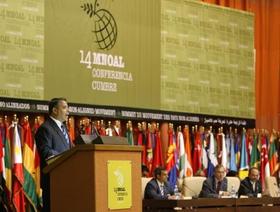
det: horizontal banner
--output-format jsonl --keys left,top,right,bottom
{"left": 0, "top": 97, "right": 255, "bottom": 128}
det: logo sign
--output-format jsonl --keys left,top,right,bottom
{"left": 107, "top": 160, "right": 132, "bottom": 210}
{"left": 81, "top": 0, "right": 118, "bottom": 50}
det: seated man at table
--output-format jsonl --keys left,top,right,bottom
{"left": 238, "top": 167, "right": 262, "bottom": 197}
{"left": 144, "top": 167, "right": 176, "bottom": 199}
{"left": 199, "top": 164, "right": 230, "bottom": 198}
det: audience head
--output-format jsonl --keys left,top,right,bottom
{"left": 214, "top": 165, "right": 225, "bottom": 182}
{"left": 248, "top": 167, "right": 259, "bottom": 182}
{"left": 142, "top": 165, "right": 150, "bottom": 177}
{"left": 154, "top": 167, "right": 168, "bottom": 183}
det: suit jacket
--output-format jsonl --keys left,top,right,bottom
{"left": 35, "top": 117, "right": 71, "bottom": 168}
{"left": 238, "top": 177, "right": 262, "bottom": 197}
{"left": 199, "top": 176, "right": 228, "bottom": 198}
{"left": 144, "top": 178, "right": 174, "bottom": 200}
{"left": 35, "top": 116, "right": 72, "bottom": 212}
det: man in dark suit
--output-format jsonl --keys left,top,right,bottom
{"left": 199, "top": 165, "right": 230, "bottom": 198}
{"left": 144, "top": 167, "right": 175, "bottom": 199}
{"left": 35, "top": 97, "right": 72, "bottom": 212}
{"left": 238, "top": 167, "right": 262, "bottom": 197}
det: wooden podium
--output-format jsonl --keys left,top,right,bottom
{"left": 44, "top": 144, "right": 142, "bottom": 212}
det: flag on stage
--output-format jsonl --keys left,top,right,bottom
{"left": 192, "top": 130, "right": 202, "bottom": 176}
{"left": 239, "top": 130, "right": 249, "bottom": 179}
{"left": 67, "top": 117, "right": 75, "bottom": 144}
{"left": 250, "top": 133, "right": 260, "bottom": 168}
{"left": 268, "top": 132, "right": 278, "bottom": 176}
{"left": 11, "top": 122, "right": 25, "bottom": 212}
{"left": 221, "top": 132, "right": 227, "bottom": 172}
{"left": 166, "top": 125, "right": 177, "bottom": 188}
{"left": 178, "top": 127, "right": 192, "bottom": 178}
{"left": 4, "top": 119, "right": 12, "bottom": 204}
{"left": 146, "top": 126, "right": 153, "bottom": 176}
{"left": 183, "top": 126, "right": 192, "bottom": 177}
{"left": 22, "top": 118, "right": 41, "bottom": 211}
{"left": 260, "top": 134, "right": 270, "bottom": 191}
{"left": 207, "top": 132, "right": 218, "bottom": 177}
{"left": 229, "top": 133, "right": 237, "bottom": 172}
{"left": 152, "top": 126, "right": 163, "bottom": 174}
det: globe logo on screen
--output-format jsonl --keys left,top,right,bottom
{"left": 81, "top": 0, "right": 118, "bottom": 50}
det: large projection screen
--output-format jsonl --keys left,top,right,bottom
{"left": 0, "top": 0, "right": 255, "bottom": 119}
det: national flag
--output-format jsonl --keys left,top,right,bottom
{"left": 151, "top": 127, "right": 163, "bottom": 174}
{"left": 260, "top": 134, "right": 270, "bottom": 191}
{"left": 178, "top": 128, "right": 192, "bottom": 178}
{"left": 225, "top": 133, "right": 231, "bottom": 170}
{"left": 67, "top": 117, "right": 75, "bottom": 143}
{"left": 145, "top": 126, "right": 153, "bottom": 176}
{"left": 183, "top": 126, "right": 192, "bottom": 177}
{"left": 11, "top": 122, "right": 25, "bottom": 212}
{"left": 125, "top": 125, "right": 134, "bottom": 146}
{"left": 216, "top": 131, "right": 222, "bottom": 164}
{"left": 193, "top": 131, "right": 202, "bottom": 175}
{"left": 268, "top": 133, "right": 278, "bottom": 176}
{"left": 229, "top": 133, "right": 237, "bottom": 172}
{"left": 137, "top": 123, "right": 147, "bottom": 165}
{"left": 201, "top": 131, "right": 208, "bottom": 175}
{"left": 239, "top": 130, "right": 249, "bottom": 179}
{"left": 166, "top": 125, "right": 177, "bottom": 188}
{"left": 207, "top": 132, "right": 218, "bottom": 177}
{"left": 221, "top": 132, "right": 227, "bottom": 172}
{"left": 250, "top": 133, "right": 260, "bottom": 168}
{"left": 0, "top": 125, "right": 4, "bottom": 174}
{"left": 192, "top": 131, "right": 202, "bottom": 175}
{"left": 234, "top": 130, "right": 241, "bottom": 168}
{"left": 4, "top": 118, "right": 12, "bottom": 204}
{"left": 22, "top": 118, "right": 41, "bottom": 211}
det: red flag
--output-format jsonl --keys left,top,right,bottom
{"left": 0, "top": 128, "right": 3, "bottom": 173}
{"left": 152, "top": 127, "right": 163, "bottom": 174}
{"left": 260, "top": 134, "right": 270, "bottom": 191}
{"left": 192, "top": 131, "right": 202, "bottom": 175}
{"left": 183, "top": 126, "right": 193, "bottom": 176}
{"left": 10, "top": 122, "right": 25, "bottom": 212}
{"left": 67, "top": 117, "right": 75, "bottom": 143}
{"left": 166, "top": 127, "right": 176, "bottom": 172}
{"left": 145, "top": 127, "right": 153, "bottom": 176}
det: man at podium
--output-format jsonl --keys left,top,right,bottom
{"left": 35, "top": 97, "right": 72, "bottom": 212}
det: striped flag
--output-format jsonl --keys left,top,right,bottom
{"left": 183, "top": 126, "right": 193, "bottom": 177}
{"left": 146, "top": 126, "right": 153, "bottom": 176}
{"left": 239, "top": 130, "right": 249, "bottom": 179}
{"left": 22, "top": 118, "right": 41, "bottom": 211}
{"left": 229, "top": 133, "right": 237, "bottom": 172}
{"left": 11, "top": 122, "right": 25, "bottom": 212}
{"left": 221, "top": 132, "right": 227, "bottom": 172}
{"left": 250, "top": 133, "right": 260, "bottom": 168}
{"left": 207, "top": 132, "right": 218, "bottom": 177}
{"left": 192, "top": 131, "right": 202, "bottom": 175}
{"left": 166, "top": 125, "right": 177, "bottom": 188}
{"left": 268, "top": 133, "right": 278, "bottom": 176}
{"left": 260, "top": 134, "right": 270, "bottom": 191}
{"left": 4, "top": 119, "right": 12, "bottom": 204}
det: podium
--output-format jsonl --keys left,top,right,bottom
{"left": 44, "top": 144, "right": 142, "bottom": 212}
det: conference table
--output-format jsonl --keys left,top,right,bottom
{"left": 143, "top": 197, "right": 280, "bottom": 212}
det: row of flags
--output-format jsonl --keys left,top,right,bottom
{"left": 73, "top": 118, "right": 280, "bottom": 192}
{"left": 0, "top": 115, "right": 41, "bottom": 212}
{"left": 137, "top": 124, "right": 280, "bottom": 191}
